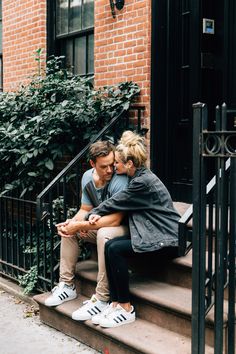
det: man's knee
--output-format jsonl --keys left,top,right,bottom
{"left": 97, "top": 228, "right": 111, "bottom": 245}
{"left": 61, "top": 235, "right": 78, "bottom": 247}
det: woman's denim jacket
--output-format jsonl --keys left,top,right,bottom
{"left": 89, "top": 167, "right": 180, "bottom": 253}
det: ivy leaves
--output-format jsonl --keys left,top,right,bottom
{"left": 0, "top": 55, "right": 140, "bottom": 198}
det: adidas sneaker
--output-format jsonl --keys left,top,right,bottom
{"left": 99, "top": 304, "right": 135, "bottom": 328}
{"left": 44, "top": 282, "right": 77, "bottom": 307}
{"left": 72, "top": 294, "right": 108, "bottom": 321}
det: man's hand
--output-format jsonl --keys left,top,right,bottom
{"left": 60, "top": 220, "right": 89, "bottom": 236}
{"left": 88, "top": 214, "right": 101, "bottom": 225}
{"left": 56, "top": 219, "right": 75, "bottom": 238}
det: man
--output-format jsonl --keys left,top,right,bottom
{"left": 45, "top": 140, "right": 128, "bottom": 323}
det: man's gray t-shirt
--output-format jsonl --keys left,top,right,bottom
{"left": 81, "top": 168, "right": 128, "bottom": 207}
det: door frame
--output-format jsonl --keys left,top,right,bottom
{"left": 150, "top": 0, "right": 201, "bottom": 201}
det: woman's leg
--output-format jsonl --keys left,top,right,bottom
{"left": 105, "top": 236, "right": 134, "bottom": 304}
{"left": 100, "top": 237, "right": 136, "bottom": 328}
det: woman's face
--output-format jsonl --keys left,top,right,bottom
{"left": 114, "top": 151, "right": 127, "bottom": 175}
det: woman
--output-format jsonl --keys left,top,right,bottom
{"left": 85, "top": 130, "right": 181, "bottom": 328}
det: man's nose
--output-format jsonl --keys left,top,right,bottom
{"left": 107, "top": 166, "right": 113, "bottom": 173}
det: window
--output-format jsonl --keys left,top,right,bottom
{"left": 0, "top": 1, "right": 2, "bottom": 90}
{"left": 55, "top": 0, "right": 94, "bottom": 76}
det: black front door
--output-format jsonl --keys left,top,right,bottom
{"left": 151, "top": 0, "right": 236, "bottom": 202}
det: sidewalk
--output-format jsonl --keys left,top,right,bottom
{"left": 0, "top": 277, "right": 99, "bottom": 354}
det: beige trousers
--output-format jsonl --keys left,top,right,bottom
{"left": 59, "top": 225, "right": 128, "bottom": 302}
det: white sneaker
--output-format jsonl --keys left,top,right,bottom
{"left": 72, "top": 294, "right": 108, "bottom": 321}
{"left": 44, "top": 282, "right": 77, "bottom": 307}
{"left": 99, "top": 304, "right": 136, "bottom": 328}
{"left": 92, "top": 303, "right": 116, "bottom": 325}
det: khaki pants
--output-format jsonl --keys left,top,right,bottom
{"left": 59, "top": 225, "right": 129, "bottom": 302}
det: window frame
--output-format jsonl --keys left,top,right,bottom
{"left": 50, "top": 0, "right": 94, "bottom": 77}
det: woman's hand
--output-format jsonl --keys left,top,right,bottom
{"left": 88, "top": 214, "right": 101, "bottom": 224}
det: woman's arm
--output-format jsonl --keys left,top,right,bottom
{"left": 60, "top": 212, "right": 125, "bottom": 236}
{"left": 88, "top": 178, "right": 150, "bottom": 217}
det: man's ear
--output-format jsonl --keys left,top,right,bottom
{"left": 90, "top": 159, "right": 95, "bottom": 168}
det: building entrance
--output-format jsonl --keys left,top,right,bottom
{"left": 151, "top": 0, "right": 236, "bottom": 202}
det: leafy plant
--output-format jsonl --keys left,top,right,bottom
{"left": 18, "top": 265, "right": 38, "bottom": 294}
{"left": 16, "top": 196, "right": 91, "bottom": 294}
{"left": 0, "top": 50, "right": 140, "bottom": 198}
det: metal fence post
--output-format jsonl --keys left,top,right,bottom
{"left": 228, "top": 157, "right": 236, "bottom": 354}
{"left": 214, "top": 104, "right": 228, "bottom": 353}
{"left": 191, "top": 102, "right": 207, "bottom": 354}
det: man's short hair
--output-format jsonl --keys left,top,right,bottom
{"left": 88, "top": 140, "right": 115, "bottom": 163}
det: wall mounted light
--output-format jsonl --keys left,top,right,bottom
{"left": 109, "top": 0, "right": 125, "bottom": 18}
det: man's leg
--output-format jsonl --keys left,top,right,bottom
{"left": 95, "top": 225, "right": 129, "bottom": 302}
{"left": 59, "top": 230, "right": 97, "bottom": 284}
{"left": 45, "top": 222, "right": 97, "bottom": 307}
{"left": 44, "top": 235, "right": 80, "bottom": 307}
{"left": 59, "top": 235, "right": 80, "bottom": 285}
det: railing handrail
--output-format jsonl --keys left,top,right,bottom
{"left": 0, "top": 195, "right": 37, "bottom": 204}
{"left": 36, "top": 108, "right": 128, "bottom": 201}
{"left": 178, "top": 157, "right": 231, "bottom": 227}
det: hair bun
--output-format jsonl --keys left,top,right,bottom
{"left": 117, "top": 130, "right": 147, "bottom": 168}
{"left": 120, "top": 130, "right": 144, "bottom": 147}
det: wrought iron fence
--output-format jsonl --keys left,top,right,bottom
{"left": 191, "top": 103, "right": 235, "bottom": 354}
{"left": 0, "top": 106, "right": 145, "bottom": 292}
{"left": 0, "top": 196, "right": 37, "bottom": 281}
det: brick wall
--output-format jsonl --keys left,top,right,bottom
{"left": 94, "top": 0, "right": 151, "bottom": 130}
{"left": 2, "top": 0, "right": 47, "bottom": 91}
{"left": 2, "top": 0, "right": 151, "bottom": 138}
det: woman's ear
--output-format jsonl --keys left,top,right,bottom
{"left": 126, "top": 160, "right": 134, "bottom": 169}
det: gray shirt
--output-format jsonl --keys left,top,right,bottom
{"left": 81, "top": 168, "right": 128, "bottom": 207}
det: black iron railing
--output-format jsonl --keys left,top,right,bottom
{"left": 0, "top": 196, "right": 37, "bottom": 281}
{"left": 0, "top": 105, "right": 145, "bottom": 291}
{"left": 191, "top": 103, "right": 235, "bottom": 354}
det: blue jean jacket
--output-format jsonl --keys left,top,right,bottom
{"left": 89, "top": 167, "right": 180, "bottom": 253}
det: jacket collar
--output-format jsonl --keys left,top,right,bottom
{"left": 130, "top": 166, "right": 147, "bottom": 180}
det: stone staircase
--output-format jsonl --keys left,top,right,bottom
{"left": 33, "top": 203, "right": 228, "bottom": 354}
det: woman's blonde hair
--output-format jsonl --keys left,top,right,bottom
{"left": 116, "top": 130, "right": 147, "bottom": 168}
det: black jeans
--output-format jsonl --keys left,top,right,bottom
{"left": 105, "top": 235, "right": 179, "bottom": 303}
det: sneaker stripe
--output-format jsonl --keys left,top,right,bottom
{"left": 117, "top": 315, "right": 125, "bottom": 322}
{"left": 120, "top": 314, "right": 126, "bottom": 320}
{"left": 94, "top": 306, "right": 101, "bottom": 313}
{"left": 58, "top": 292, "right": 69, "bottom": 300}
{"left": 88, "top": 307, "right": 101, "bottom": 316}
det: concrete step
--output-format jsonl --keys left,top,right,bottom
{"left": 34, "top": 292, "right": 214, "bottom": 354}
{"left": 83, "top": 245, "right": 193, "bottom": 291}
{"left": 75, "top": 260, "right": 229, "bottom": 348}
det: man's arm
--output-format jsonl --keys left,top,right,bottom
{"left": 56, "top": 204, "right": 92, "bottom": 237}
{"left": 71, "top": 204, "right": 92, "bottom": 221}
{"left": 60, "top": 211, "right": 125, "bottom": 236}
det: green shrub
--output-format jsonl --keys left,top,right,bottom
{"left": 0, "top": 50, "right": 140, "bottom": 197}
{"left": 18, "top": 265, "right": 38, "bottom": 295}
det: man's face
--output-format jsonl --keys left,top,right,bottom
{"left": 90, "top": 151, "right": 114, "bottom": 182}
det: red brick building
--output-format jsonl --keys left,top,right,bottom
{"left": 1, "top": 0, "right": 236, "bottom": 202}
